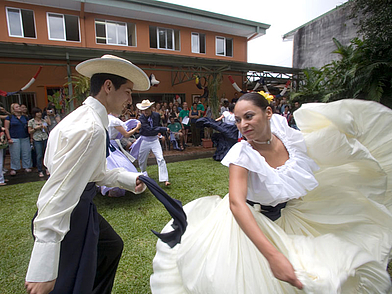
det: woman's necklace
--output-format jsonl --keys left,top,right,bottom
{"left": 252, "top": 135, "right": 273, "bottom": 145}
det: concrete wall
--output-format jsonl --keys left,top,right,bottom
{"left": 293, "top": 4, "right": 359, "bottom": 69}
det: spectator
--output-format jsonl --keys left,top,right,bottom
{"left": 167, "top": 116, "right": 185, "bottom": 151}
{"left": 21, "top": 104, "right": 31, "bottom": 119}
{"left": 4, "top": 103, "right": 32, "bottom": 175}
{"left": 179, "top": 101, "right": 190, "bottom": 146}
{"left": 231, "top": 92, "right": 239, "bottom": 104}
{"left": 0, "top": 117, "right": 6, "bottom": 185}
{"left": 28, "top": 107, "right": 49, "bottom": 178}
{"left": 282, "top": 105, "right": 291, "bottom": 123}
{"left": 189, "top": 102, "right": 201, "bottom": 146}
{"left": 194, "top": 96, "right": 205, "bottom": 113}
{"left": 45, "top": 104, "right": 61, "bottom": 133}
{"left": 155, "top": 102, "right": 166, "bottom": 126}
{"left": 174, "top": 100, "right": 182, "bottom": 112}
{"left": 169, "top": 104, "right": 180, "bottom": 122}
{"left": 220, "top": 99, "right": 229, "bottom": 115}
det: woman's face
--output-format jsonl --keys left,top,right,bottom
{"left": 173, "top": 105, "right": 178, "bottom": 112}
{"left": 234, "top": 100, "right": 272, "bottom": 142}
{"left": 156, "top": 103, "right": 161, "bottom": 110}
{"left": 35, "top": 112, "right": 42, "bottom": 119}
{"left": 12, "top": 104, "right": 21, "bottom": 113}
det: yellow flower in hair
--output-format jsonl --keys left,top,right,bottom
{"left": 258, "top": 91, "right": 274, "bottom": 104}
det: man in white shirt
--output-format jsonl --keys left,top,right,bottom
{"left": 25, "top": 55, "right": 150, "bottom": 294}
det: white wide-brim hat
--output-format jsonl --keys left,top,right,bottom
{"left": 136, "top": 99, "right": 155, "bottom": 110}
{"left": 76, "top": 54, "right": 150, "bottom": 91}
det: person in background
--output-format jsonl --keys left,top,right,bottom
{"left": 189, "top": 102, "right": 201, "bottom": 146}
{"left": 282, "top": 105, "right": 291, "bottom": 123}
{"left": 28, "top": 107, "right": 49, "bottom": 178}
{"left": 174, "top": 100, "right": 182, "bottom": 112}
{"left": 167, "top": 116, "right": 185, "bottom": 151}
{"left": 220, "top": 99, "right": 229, "bottom": 115}
{"left": 169, "top": 104, "right": 180, "bottom": 122}
{"left": 137, "top": 99, "right": 170, "bottom": 186}
{"left": 4, "top": 103, "right": 32, "bottom": 176}
{"left": 178, "top": 101, "right": 190, "bottom": 146}
{"left": 231, "top": 92, "right": 239, "bottom": 104}
{"left": 194, "top": 96, "right": 205, "bottom": 113}
{"left": 21, "top": 104, "right": 31, "bottom": 119}
{"left": 0, "top": 117, "right": 6, "bottom": 185}
{"left": 44, "top": 104, "right": 61, "bottom": 133}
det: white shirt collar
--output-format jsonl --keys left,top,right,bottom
{"left": 83, "top": 96, "right": 109, "bottom": 129}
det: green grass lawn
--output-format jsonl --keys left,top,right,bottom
{"left": 0, "top": 158, "right": 229, "bottom": 294}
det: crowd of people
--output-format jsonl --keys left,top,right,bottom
{"left": 0, "top": 101, "right": 62, "bottom": 185}
{"left": 0, "top": 90, "right": 302, "bottom": 187}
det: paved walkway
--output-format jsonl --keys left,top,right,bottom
{"left": 2, "top": 146, "right": 216, "bottom": 186}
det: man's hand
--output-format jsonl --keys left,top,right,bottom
{"left": 135, "top": 178, "right": 145, "bottom": 193}
{"left": 25, "top": 280, "right": 56, "bottom": 294}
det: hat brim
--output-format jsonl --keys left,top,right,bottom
{"left": 136, "top": 102, "right": 155, "bottom": 110}
{"left": 76, "top": 57, "right": 150, "bottom": 91}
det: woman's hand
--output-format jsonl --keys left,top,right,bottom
{"left": 267, "top": 251, "right": 303, "bottom": 290}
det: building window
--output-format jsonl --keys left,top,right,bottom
{"left": 47, "top": 12, "right": 80, "bottom": 41}
{"left": 191, "top": 32, "right": 205, "bottom": 54}
{"left": 6, "top": 7, "right": 36, "bottom": 38}
{"left": 216, "top": 36, "right": 233, "bottom": 57}
{"left": 149, "top": 26, "right": 180, "bottom": 51}
{"left": 95, "top": 19, "right": 136, "bottom": 46}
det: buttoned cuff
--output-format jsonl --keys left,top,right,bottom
{"left": 25, "top": 241, "right": 60, "bottom": 282}
{"left": 117, "top": 171, "right": 146, "bottom": 194}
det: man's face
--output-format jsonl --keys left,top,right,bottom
{"left": 183, "top": 102, "right": 188, "bottom": 109}
{"left": 109, "top": 80, "right": 134, "bottom": 115}
{"left": 143, "top": 107, "right": 152, "bottom": 116}
{"left": 170, "top": 118, "right": 175, "bottom": 124}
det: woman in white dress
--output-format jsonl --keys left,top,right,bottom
{"left": 150, "top": 92, "right": 392, "bottom": 293}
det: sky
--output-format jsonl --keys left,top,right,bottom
{"left": 158, "top": 0, "right": 348, "bottom": 67}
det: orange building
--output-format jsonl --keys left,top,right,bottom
{"left": 0, "top": 0, "right": 297, "bottom": 114}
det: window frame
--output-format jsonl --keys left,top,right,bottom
{"left": 157, "top": 27, "right": 174, "bottom": 50}
{"left": 215, "top": 36, "right": 233, "bottom": 57}
{"left": 46, "top": 12, "right": 80, "bottom": 42}
{"left": 94, "top": 19, "right": 136, "bottom": 47}
{"left": 6, "top": 6, "right": 37, "bottom": 39}
{"left": 191, "top": 32, "right": 206, "bottom": 54}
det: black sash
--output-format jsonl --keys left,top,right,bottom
{"left": 247, "top": 200, "right": 287, "bottom": 221}
{"left": 138, "top": 175, "right": 187, "bottom": 248}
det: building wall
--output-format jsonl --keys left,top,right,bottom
{"left": 0, "top": 2, "right": 247, "bottom": 62}
{"left": 292, "top": 4, "right": 359, "bottom": 69}
{"left": 0, "top": 1, "right": 247, "bottom": 110}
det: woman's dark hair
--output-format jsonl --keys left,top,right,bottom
{"left": 31, "top": 107, "right": 42, "bottom": 118}
{"left": 90, "top": 73, "right": 128, "bottom": 96}
{"left": 236, "top": 92, "right": 270, "bottom": 110}
{"left": 228, "top": 103, "right": 235, "bottom": 112}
